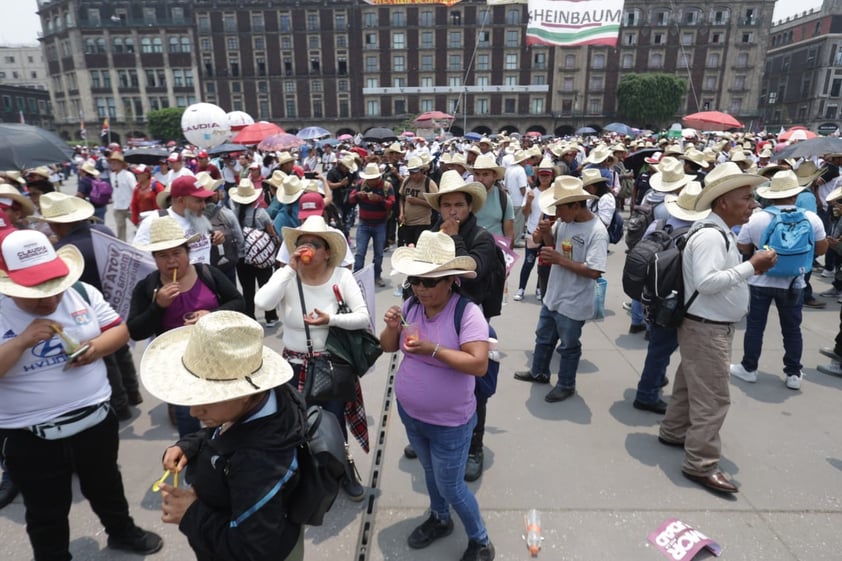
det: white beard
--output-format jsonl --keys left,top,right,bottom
{"left": 185, "top": 211, "right": 213, "bottom": 235}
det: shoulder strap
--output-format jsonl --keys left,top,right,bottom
{"left": 497, "top": 184, "right": 507, "bottom": 219}
{"left": 71, "top": 281, "right": 90, "bottom": 305}
{"left": 424, "top": 176, "right": 431, "bottom": 193}
{"left": 452, "top": 295, "right": 470, "bottom": 337}
{"left": 295, "top": 274, "right": 315, "bottom": 355}
{"left": 195, "top": 263, "right": 220, "bottom": 302}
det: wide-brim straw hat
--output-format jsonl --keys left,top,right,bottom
{"left": 265, "top": 170, "right": 288, "bottom": 190}
{"left": 511, "top": 149, "right": 531, "bottom": 165}
{"left": 277, "top": 174, "right": 305, "bottom": 204}
{"left": 663, "top": 181, "right": 710, "bottom": 222}
{"left": 793, "top": 161, "right": 825, "bottom": 186}
{"left": 79, "top": 161, "right": 100, "bottom": 177}
{"left": 229, "top": 178, "right": 263, "bottom": 205}
{"left": 585, "top": 145, "right": 612, "bottom": 165}
{"left": 756, "top": 170, "right": 806, "bottom": 200}
{"left": 140, "top": 310, "right": 293, "bottom": 406}
{"left": 27, "top": 166, "right": 52, "bottom": 179}
{"left": 581, "top": 168, "right": 608, "bottom": 188}
{"left": 195, "top": 171, "right": 224, "bottom": 192}
{"left": 644, "top": 151, "right": 663, "bottom": 165}
{"left": 3, "top": 170, "right": 26, "bottom": 185}
{"left": 385, "top": 142, "right": 404, "bottom": 155}
{"left": 107, "top": 152, "right": 126, "bottom": 163}
{"left": 390, "top": 230, "right": 477, "bottom": 279}
{"left": 0, "top": 183, "right": 35, "bottom": 217}
{"left": 695, "top": 162, "right": 765, "bottom": 211}
{"left": 681, "top": 148, "right": 710, "bottom": 169}
{"left": 826, "top": 185, "right": 842, "bottom": 203}
{"left": 281, "top": 215, "right": 347, "bottom": 269}
{"left": 423, "top": 170, "right": 487, "bottom": 211}
{"left": 338, "top": 155, "right": 358, "bottom": 173}
{"left": 538, "top": 176, "right": 596, "bottom": 215}
{"left": 0, "top": 231, "right": 84, "bottom": 298}
{"left": 468, "top": 153, "right": 504, "bottom": 180}
{"left": 35, "top": 192, "right": 94, "bottom": 223}
{"left": 359, "top": 163, "right": 383, "bottom": 180}
{"left": 536, "top": 157, "right": 556, "bottom": 174}
{"left": 276, "top": 151, "right": 296, "bottom": 166}
{"left": 133, "top": 215, "right": 201, "bottom": 253}
{"left": 664, "top": 144, "right": 684, "bottom": 157}
{"left": 649, "top": 157, "right": 694, "bottom": 192}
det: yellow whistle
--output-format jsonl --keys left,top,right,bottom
{"left": 151, "top": 469, "right": 179, "bottom": 492}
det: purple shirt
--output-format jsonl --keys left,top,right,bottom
{"left": 161, "top": 278, "right": 220, "bottom": 332}
{"left": 395, "top": 293, "right": 487, "bottom": 426}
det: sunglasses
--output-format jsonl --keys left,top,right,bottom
{"left": 295, "top": 238, "right": 327, "bottom": 249}
{"left": 407, "top": 276, "right": 446, "bottom": 288}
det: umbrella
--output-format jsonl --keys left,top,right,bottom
{"left": 316, "top": 138, "right": 339, "bottom": 147}
{"left": 576, "top": 126, "right": 597, "bottom": 135}
{"left": 296, "top": 126, "right": 330, "bottom": 140}
{"left": 682, "top": 111, "right": 743, "bottom": 131}
{"left": 465, "top": 132, "right": 483, "bottom": 141}
{"left": 349, "top": 146, "right": 368, "bottom": 159}
{"left": 232, "top": 121, "right": 284, "bottom": 145}
{"left": 207, "top": 143, "right": 247, "bottom": 156}
{"left": 772, "top": 137, "right": 842, "bottom": 161}
{"left": 0, "top": 123, "right": 74, "bottom": 170}
{"left": 400, "top": 130, "right": 415, "bottom": 137}
{"left": 257, "top": 133, "right": 305, "bottom": 152}
{"left": 525, "top": 131, "right": 543, "bottom": 138}
{"left": 123, "top": 147, "right": 171, "bottom": 165}
{"left": 778, "top": 126, "right": 817, "bottom": 142}
{"left": 338, "top": 133, "right": 354, "bottom": 141}
{"left": 623, "top": 148, "right": 661, "bottom": 176}
{"left": 415, "top": 110, "right": 454, "bottom": 121}
{"left": 604, "top": 122, "right": 635, "bottom": 136}
{"left": 362, "top": 127, "right": 397, "bottom": 142}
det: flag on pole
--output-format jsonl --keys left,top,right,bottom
{"left": 101, "top": 118, "right": 109, "bottom": 137}
{"left": 526, "top": 0, "right": 623, "bottom": 47}
{"left": 18, "top": 110, "right": 25, "bottom": 124}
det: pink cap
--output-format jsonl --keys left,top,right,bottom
{"left": 298, "top": 192, "right": 325, "bottom": 220}
{"left": 170, "top": 175, "right": 215, "bottom": 199}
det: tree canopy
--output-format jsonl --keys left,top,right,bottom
{"left": 147, "top": 107, "right": 185, "bottom": 142}
{"left": 616, "top": 74, "right": 686, "bottom": 130}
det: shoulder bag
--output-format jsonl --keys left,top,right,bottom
{"left": 324, "top": 284, "right": 383, "bottom": 378}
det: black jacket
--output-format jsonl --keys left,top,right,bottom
{"left": 177, "top": 385, "right": 308, "bottom": 561}
{"left": 127, "top": 263, "right": 245, "bottom": 340}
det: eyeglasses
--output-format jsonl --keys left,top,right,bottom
{"left": 407, "top": 276, "right": 446, "bottom": 288}
{"left": 294, "top": 238, "right": 326, "bottom": 250}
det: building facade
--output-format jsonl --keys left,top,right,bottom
{"left": 0, "top": 45, "right": 50, "bottom": 91}
{"left": 0, "top": 85, "right": 53, "bottom": 128}
{"left": 759, "top": 0, "right": 842, "bottom": 132}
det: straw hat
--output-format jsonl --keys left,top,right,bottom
{"left": 468, "top": 153, "right": 504, "bottom": 180}
{"left": 35, "top": 192, "right": 94, "bottom": 223}
{"left": 585, "top": 145, "right": 612, "bottom": 165}
{"left": 3, "top": 170, "right": 26, "bottom": 185}
{"left": 663, "top": 145, "right": 683, "bottom": 157}
{"left": 358, "top": 163, "right": 383, "bottom": 180}
{"left": 611, "top": 144, "right": 628, "bottom": 153}
{"left": 438, "top": 153, "right": 453, "bottom": 166}
{"left": 107, "top": 152, "right": 126, "bottom": 164}
{"left": 276, "top": 151, "right": 296, "bottom": 166}
{"left": 478, "top": 136, "right": 493, "bottom": 147}
{"left": 680, "top": 148, "right": 710, "bottom": 169}
{"left": 27, "top": 166, "right": 52, "bottom": 180}
{"left": 695, "top": 162, "right": 765, "bottom": 211}
{"left": 581, "top": 168, "right": 608, "bottom": 188}
{"left": 229, "top": 177, "right": 263, "bottom": 205}
{"left": 385, "top": 142, "right": 404, "bottom": 155}
{"left": 338, "top": 155, "right": 358, "bottom": 173}
{"left": 663, "top": 181, "right": 711, "bottom": 222}
{"left": 423, "top": 170, "right": 487, "bottom": 211}
{"left": 133, "top": 216, "right": 200, "bottom": 253}
{"left": 826, "top": 185, "right": 842, "bottom": 204}
{"left": 758, "top": 147, "right": 773, "bottom": 159}
{"left": 451, "top": 153, "right": 468, "bottom": 169}
{"left": 194, "top": 171, "right": 224, "bottom": 192}
{"left": 264, "top": 170, "right": 288, "bottom": 190}
{"left": 644, "top": 151, "right": 663, "bottom": 165}
{"left": 277, "top": 174, "right": 306, "bottom": 204}
{"left": 281, "top": 215, "right": 347, "bottom": 268}
{"left": 511, "top": 149, "right": 531, "bottom": 165}
{"left": 0, "top": 183, "right": 35, "bottom": 216}
{"left": 538, "top": 176, "right": 596, "bottom": 215}
{"left": 793, "top": 161, "right": 825, "bottom": 186}
{"left": 79, "top": 161, "right": 100, "bottom": 177}
{"left": 536, "top": 158, "right": 556, "bottom": 174}
{"left": 390, "top": 230, "right": 477, "bottom": 279}
{"left": 140, "top": 311, "right": 293, "bottom": 406}
{"left": 0, "top": 229, "right": 84, "bottom": 298}
{"left": 756, "top": 170, "right": 806, "bottom": 200}
{"left": 649, "top": 157, "right": 694, "bottom": 192}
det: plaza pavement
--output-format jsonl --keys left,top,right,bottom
{"left": 2, "top": 178, "right": 842, "bottom": 560}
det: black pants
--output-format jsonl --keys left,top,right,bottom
{"left": 104, "top": 344, "right": 138, "bottom": 410}
{"left": 236, "top": 260, "right": 278, "bottom": 322}
{"left": 0, "top": 410, "right": 137, "bottom": 561}
{"left": 398, "top": 224, "right": 431, "bottom": 248}
{"left": 469, "top": 396, "right": 487, "bottom": 455}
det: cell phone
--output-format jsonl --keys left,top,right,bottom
{"left": 63, "top": 344, "right": 91, "bottom": 371}
{"left": 304, "top": 171, "right": 317, "bottom": 179}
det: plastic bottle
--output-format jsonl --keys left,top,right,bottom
{"left": 524, "top": 508, "right": 543, "bottom": 557}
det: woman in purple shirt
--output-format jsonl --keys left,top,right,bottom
{"left": 380, "top": 231, "right": 495, "bottom": 561}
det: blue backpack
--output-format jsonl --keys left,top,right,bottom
{"left": 759, "top": 207, "right": 814, "bottom": 277}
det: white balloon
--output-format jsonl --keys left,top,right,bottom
{"left": 181, "top": 103, "right": 230, "bottom": 148}
{"left": 227, "top": 111, "right": 255, "bottom": 132}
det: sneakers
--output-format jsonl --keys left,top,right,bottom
{"left": 461, "top": 539, "right": 496, "bottom": 561}
{"left": 818, "top": 361, "right": 842, "bottom": 377}
{"left": 464, "top": 450, "right": 483, "bottom": 482}
{"left": 821, "top": 269, "right": 834, "bottom": 278}
{"left": 820, "top": 347, "right": 842, "bottom": 362}
{"left": 127, "top": 389, "right": 143, "bottom": 405}
{"left": 804, "top": 298, "right": 827, "bottom": 309}
{"left": 785, "top": 372, "right": 803, "bottom": 390}
{"left": 512, "top": 288, "right": 525, "bottom": 301}
{"left": 622, "top": 301, "right": 632, "bottom": 312}
{"left": 408, "top": 513, "right": 454, "bottom": 549}
{"left": 820, "top": 287, "right": 841, "bottom": 297}
{"left": 375, "top": 278, "right": 386, "bottom": 288}
{"left": 535, "top": 287, "right": 542, "bottom": 301}
{"left": 264, "top": 318, "right": 280, "bottom": 328}
{"left": 107, "top": 527, "right": 163, "bottom": 555}
{"left": 729, "top": 363, "right": 757, "bottom": 383}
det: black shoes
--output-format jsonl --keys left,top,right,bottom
{"left": 404, "top": 444, "right": 417, "bottom": 459}
{"left": 513, "top": 371, "right": 550, "bottom": 384}
{"left": 127, "top": 390, "right": 143, "bottom": 405}
{"left": 464, "top": 450, "right": 483, "bottom": 482}
{"left": 544, "top": 387, "right": 575, "bottom": 402}
{"left": 633, "top": 399, "right": 668, "bottom": 414}
{"left": 342, "top": 453, "right": 365, "bottom": 502}
{"left": 658, "top": 436, "right": 685, "bottom": 448}
{"left": 629, "top": 324, "right": 647, "bottom": 334}
{"left": 107, "top": 527, "right": 163, "bottom": 555}
{"left": 408, "top": 513, "right": 454, "bottom": 549}
{"left": 0, "top": 475, "right": 18, "bottom": 509}
{"left": 461, "top": 539, "right": 496, "bottom": 561}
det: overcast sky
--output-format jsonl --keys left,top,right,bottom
{"left": 0, "top": 0, "right": 828, "bottom": 46}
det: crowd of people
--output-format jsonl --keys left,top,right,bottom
{"left": 0, "top": 126, "right": 841, "bottom": 560}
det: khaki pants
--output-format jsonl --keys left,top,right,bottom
{"left": 113, "top": 208, "right": 131, "bottom": 241}
{"left": 660, "top": 318, "right": 734, "bottom": 476}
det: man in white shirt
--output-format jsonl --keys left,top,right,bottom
{"left": 659, "top": 162, "right": 776, "bottom": 495}
{"left": 504, "top": 149, "right": 530, "bottom": 246}
{"left": 165, "top": 152, "right": 195, "bottom": 186}
{"left": 108, "top": 152, "right": 136, "bottom": 241}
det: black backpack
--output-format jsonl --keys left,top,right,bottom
{"left": 641, "top": 224, "right": 729, "bottom": 329}
{"left": 622, "top": 220, "right": 689, "bottom": 300}
{"left": 625, "top": 202, "right": 655, "bottom": 250}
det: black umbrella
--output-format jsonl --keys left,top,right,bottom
{"left": 772, "top": 137, "right": 842, "bottom": 161}
{"left": 207, "top": 143, "right": 247, "bottom": 156}
{"left": 623, "top": 148, "right": 661, "bottom": 176}
{"left": 0, "top": 123, "right": 74, "bottom": 170}
{"left": 123, "top": 147, "right": 171, "bottom": 165}
{"left": 362, "top": 127, "right": 397, "bottom": 142}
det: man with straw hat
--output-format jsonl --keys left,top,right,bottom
{"left": 470, "top": 153, "right": 514, "bottom": 246}
{"left": 398, "top": 156, "right": 438, "bottom": 248}
{"left": 631, "top": 181, "right": 710, "bottom": 415}
{"left": 350, "top": 163, "right": 395, "bottom": 288}
{"left": 36, "top": 192, "right": 143, "bottom": 420}
{"left": 0, "top": 223, "right": 163, "bottom": 557}
{"left": 513, "top": 176, "right": 608, "bottom": 404}
{"left": 0, "top": 182, "right": 35, "bottom": 228}
{"left": 729, "top": 170, "right": 827, "bottom": 391}
{"left": 658, "top": 162, "right": 776, "bottom": 495}
{"left": 139, "top": 310, "right": 307, "bottom": 560}
{"left": 503, "top": 149, "right": 531, "bottom": 247}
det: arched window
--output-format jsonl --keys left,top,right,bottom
{"left": 95, "top": 38, "right": 106, "bottom": 54}
{"left": 112, "top": 37, "right": 124, "bottom": 54}
{"left": 141, "top": 37, "right": 152, "bottom": 53}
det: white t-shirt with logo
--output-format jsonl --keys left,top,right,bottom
{"left": 0, "top": 284, "right": 119, "bottom": 428}
{"left": 133, "top": 208, "right": 212, "bottom": 265}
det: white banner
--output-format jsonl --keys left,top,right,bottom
{"left": 351, "top": 265, "right": 377, "bottom": 333}
{"left": 526, "top": 0, "right": 623, "bottom": 47}
{"left": 90, "top": 229, "right": 156, "bottom": 321}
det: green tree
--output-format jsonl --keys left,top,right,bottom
{"left": 616, "top": 74, "right": 686, "bottom": 130}
{"left": 147, "top": 107, "right": 185, "bottom": 142}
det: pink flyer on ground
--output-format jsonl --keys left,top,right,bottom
{"left": 647, "top": 518, "right": 722, "bottom": 560}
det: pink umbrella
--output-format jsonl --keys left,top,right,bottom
{"left": 338, "top": 133, "right": 353, "bottom": 141}
{"left": 778, "top": 126, "right": 817, "bottom": 142}
{"left": 400, "top": 130, "right": 415, "bottom": 137}
{"left": 232, "top": 122, "right": 284, "bottom": 145}
{"left": 682, "top": 111, "right": 743, "bottom": 131}
{"left": 413, "top": 111, "right": 454, "bottom": 127}
{"left": 257, "top": 133, "right": 304, "bottom": 152}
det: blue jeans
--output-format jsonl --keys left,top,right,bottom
{"left": 740, "top": 285, "right": 804, "bottom": 375}
{"left": 635, "top": 324, "right": 678, "bottom": 404}
{"left": 354, "top": 221, "right": 386, "bottom": 280}
{"left": 530, "top": 305, "right": 585, "bottom": 390}
{"left": 630, "top": 299, "right": 645, "bottom": 327}
{"left": 397, "top": 402, "right": 488, "bottom": 544}
{"left": 517, "top": 246, "right": 540, "bottom": 290}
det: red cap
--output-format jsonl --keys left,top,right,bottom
{"left": 132, "top": 164, "right": 151, "bottom": 175}
{"left": 298, "top": 192, "right": 325, "bottom": 220}
{"left": 167, "top": 152, "right": 182, "bottom": 162}
{"left": 170, "top": 175, "right": 216, "bottom": 200}
{"left": 197, "top": 150, "right": 209, "bottom": 158}
{"left": 0, "top": 228, "right": 69, "bottom": 287}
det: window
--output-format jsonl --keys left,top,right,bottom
{"left": 741, "top": 32, "right": 753, "bottom": 44}
{"left": 649, "top": 53, "right": 663, "bottom": 69}
{"left": 280, "top": 14, "right": 291, "bottom": 32}
{"left": 475, "top": 98, "right": 489, "bottom": 114}
{"left": 653, "top": 10, "right": 669, "bottom": 25}
{"left": 476, "top": 54, "right": 490, "bottom": 71}
{"left": 365, "top": 33, "right": 377, "bottom": 49}
{"left": 530, "top": 98, "right": 544, "bottom": 114}
{"left": 252, "top": 13, "right": 264, "bottom": 32}
{"left": 448, "top": 76, "right": 461, "bottom": 87}
{"left": 653, "top": 33, "right": 665, "bottom": 45}
{"left": 143, "top": 7, "right": 156, "bottom": 25}
{"left": 366, "top": 78, "right": 379, "bottom": 89}
{"left": 421, "top": 54, "right": 434, "bottom": 71}
{"left": 335, "top": 12, "right": 347, "bottom": 31}
{"left": 231, "top": 81, "right": 241, "bottom": 93}
{"left": 564, "top": 54, "right": 576, "bottom": 68}
{"left": 478, "top": 9, "right": 491, "bottom": 25}
{"left": 282, "top": 36, "right": 291, "bottom": 49}
{"left": 504, "top": 98, "right": 516, "bottom": 113}
{"left": 306, "top": 35, "right": 319, "bottom": 50}
{"left": 338, "top": 56, "right": 347, "bottom": 75}
{"left": 286, "top": 99, "right": 296, "bottom": 118}
{"left": 505, "top": 53, "right": 517, "bottom": 70}
{"left": 284, "top": 56, "right": 293, "bottom": 75}
{"left": 475, "top": 75, "right": 489, "bottom": 87}
{"left": 736, "top": 53, "right": 749, "bottom": 68}
{"left": 230, "top": 58, "right": 239, "bottom": 77}
{"left": 284, "top": 81, "right": 295, "bottom": 93}
{"left": 449, "top": 54, "right": 462, "bottom": 71}
{"left": 450, "top": 10, "right": 461, "bottom": 25}
{"left": 707, "top": 52, "right": 720, "bottom": 67}
{"left": 729, "top": 98, "right": 742, "bottom": 114}
{"left": 96, "top": 38, "right": 106, "bottom": 54}
{"left": 338, "top": 79, "right": 349, "bottom": 92}
{"left": 562, "top": 77, "right": 574, "bottom": 92}
{"left": 223, "top": 14, "right": 237, "bottom": 33}
{"left": 173, "top": 69, "right": 184, "bottom": 87}
{"left": 589, "top": 75, "right": 604, "bottom": 91}
{"left": 313, "top": 97, "right": 323, "bottom": 118}
{"left": 420, "top": 76, "right": 433, "bottom": 87}
{"left": 684, "top": 9, "right": 700, "bottom": 25}
{"left": 306, "top": 12, "right": 319, "bottom": 31}
{"left": 704, "top": 75, "right": 717, "bottom": 90}
{"left": 339, "top": 98, "right": 350, "bottom": 118}
{"left": 88, "top": 8, "right": 100, "bottom": 25}
{"left": 624, "top": 33, "right": 637, "bottom": 46}
{"left": 257, "top": 57, "right": 266, "bottom": 76}
{"left": 253, "top": 37, "right": 265, "bottom": 51}
{"left": 420, "top": 10, "right": 434, "bottom": 26}
{"left": 534, "top": 52, "right": 546, "bottom": 69}
{"left": 91, "top": 70, "right": 101, "bottom": 88}
{"left": 227, "top": 37, "right": 239, "bottom": 51}
{"left": 621, "top": 53, "right": 633, "bottom": 69}
{"left": 504, "top": 74, "right": 517, "bottom": 86}
{"left": 478, "top": 30, "right": 490, "bottom": 46}
{"left": 113, "top": 37, "right": 124, "bottom": 54}
{"left": 198, "top": 15, "right": 210, "bottom": 32}
{"left": 713, "top": 9, "right": 728, "bottom": 25}
{"left": 733, "top": 75, "right": 746, "bottom": 90}
{"left": 366, "top": 56, "right": 378, "bottom": 73}
{"left": 366, "top": 99, "right": 380, "bottom": 116}
{"left": 310, "top": 55, "right": 320, "bottom": 73}
{"left": 624, "top": 10, "right": 637, "bottom": 26}
{"left": 712, "top": 32, "right": 723, "bottom": 44}
{"left": 506, "top": 9, "right": 521, "bottom": 25}
{"left": 393, "top": 33, "right": 406, "bottom": 50}
{"left": 153, "top": 38, "right": 163, "bottom": 53}
{"left": 393, "top": 55, "right": 405, "bottom": 72}
{"left": 336, "top": 35, "right": 347, "bottom": 49}
{"left": 588, "top": 98, "right": 602, "bottom": 115}
{"left": 420, "top": 98, "right": 433, "bottom": 112}
{"left": 172, "top": 7, "right": 184, "bottom": 23}
{"left": 363, "top": 12, "right": 376, "bottom": 27}
{"left": 421, "top": 32, "right": 433, "bottom": 49}
{"left": 392, "top": 11, "right": 405, "bottom": 27}
{"left": 678, "top": 53, "right": 691, "bottom": 69}
{"left": 506, "top": 30, "right": 519, "bottom": 48}
{"left": 592, "top": 53, "right": 605, "bottom": 69}
{"left": 448, "top": 31, "right": 462, "bottom": 49}
{"left": 681, "top": 32, "right": 694, "bottom": 46}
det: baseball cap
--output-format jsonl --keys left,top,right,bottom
{"left": 167, "top": 152, "right": 182, "bottom": 163}
{"left": 170, "top": 175, "right": 216, "bottom": 200}
{"left": 197, "top": 150, "right": 209, "bottom": 158}
{"left": 0, "top": 228, "right": 69, "bottom": 287}
{"left": 298, "top": 191, "right": 325, "bottom": 220}
{"left": 132, "top": 164, "right": 151, "bottom": 175}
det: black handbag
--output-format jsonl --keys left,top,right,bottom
{"left": 296, "top": 274, "right": 356, "bottom": 403}
{"left": 324, "top": 284, "right": 382, "bottom": 378}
